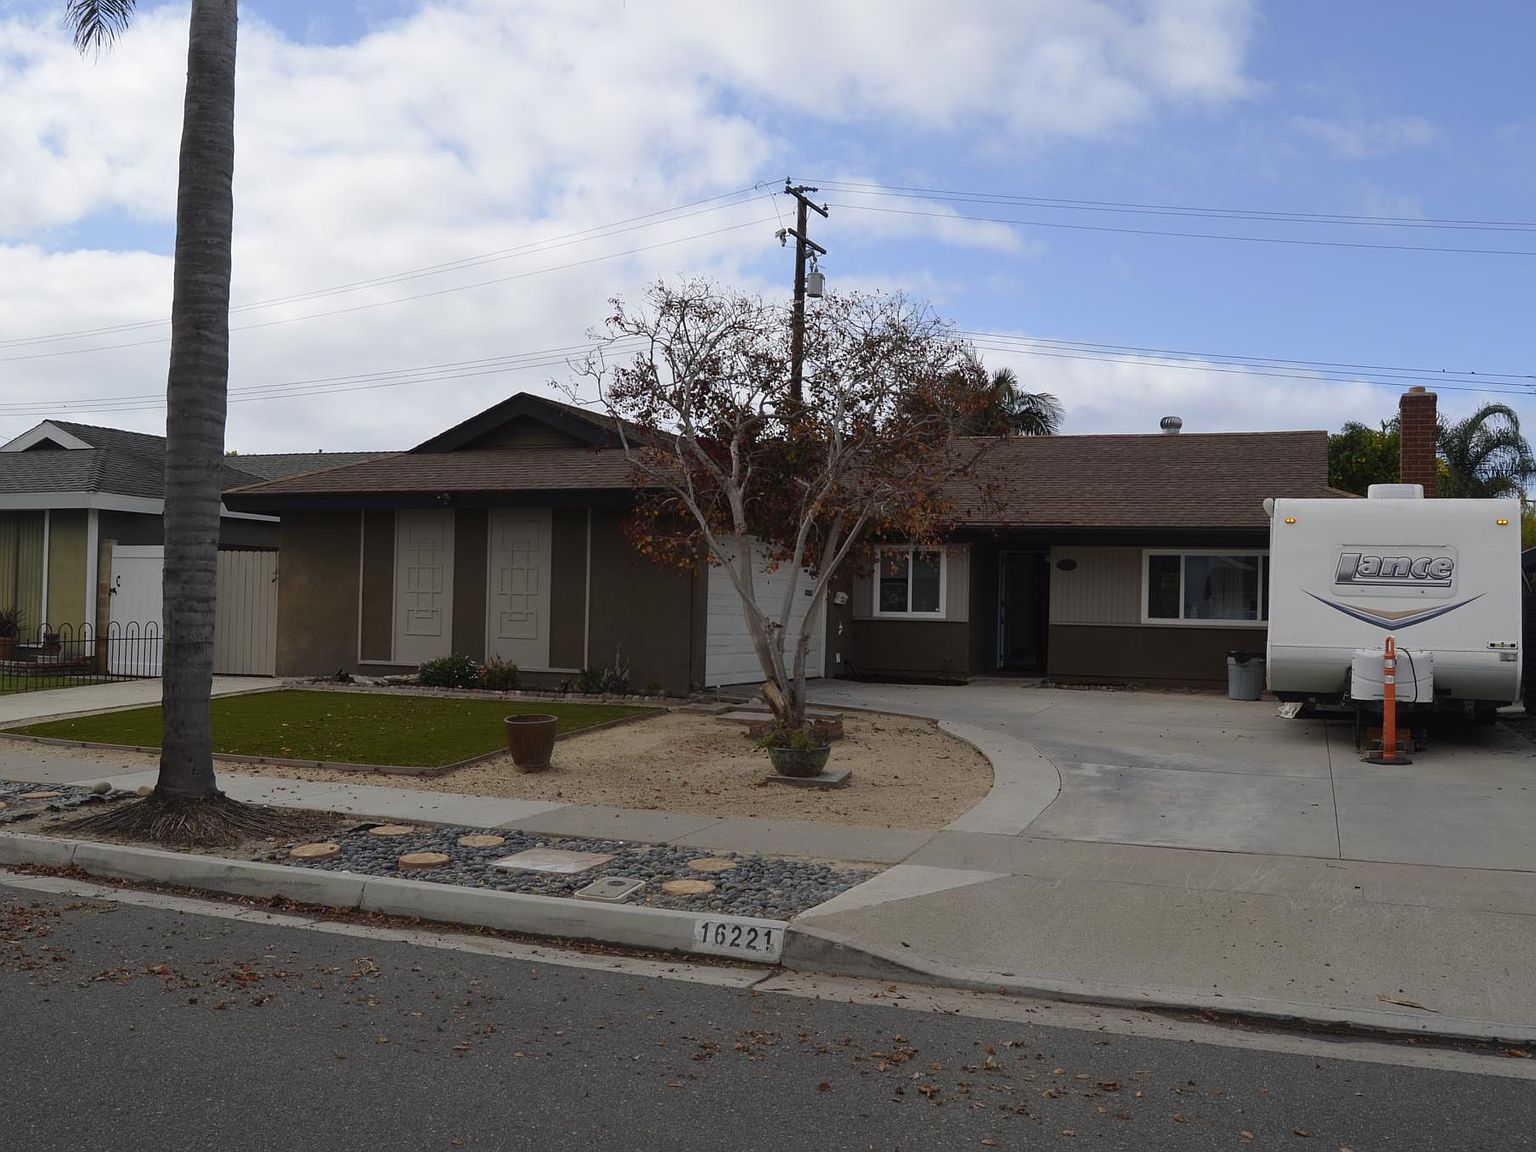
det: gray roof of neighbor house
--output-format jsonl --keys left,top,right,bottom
{"left": 950, "top": 429, "right": 1338, "bottom": 531}
{"left": 0, "top": 419, "right": 393, "bottom": 502}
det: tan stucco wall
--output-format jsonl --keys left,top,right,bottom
{"left": 276, "top": 512, "right": 361, "bottom": 676}
{"left": 585, "top": 510, "right": 698, "bottom": 694}
{"left": 359, "top": 510, "right": 393, "bottom": 662}
{"left": 452, "top": 508, "right": 488, "bottom": 662}
{"left": 549, "top": 509, "right": 587, "bottom": 669}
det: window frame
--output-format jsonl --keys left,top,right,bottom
{"left": 1141, "top": 548, "right": 1268, "bottom": 628}
{"left": 872, "top": 545, "right": 949, "bottom": 619}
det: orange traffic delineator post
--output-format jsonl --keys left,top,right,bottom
{"left": 1363, "top": 634, "right": 1413, "bottom": 765}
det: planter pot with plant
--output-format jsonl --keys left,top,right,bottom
{"left": 759, "top": 725, "right": 832, "bottom": 778}
{"left": 504, "top": 714, "right": 558, "bottom": 773}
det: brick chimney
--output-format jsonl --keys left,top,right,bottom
{"left": 1398, "top": 386, "right": 1438, "bottom": 496}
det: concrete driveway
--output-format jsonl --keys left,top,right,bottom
{"left": 807, "top": 679, "right": 1536, "bottom": 873}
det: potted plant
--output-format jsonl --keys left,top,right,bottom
{"left": 0, "top": 607, "right": 22, "bottom": 663}
{"left": 759, "top": 725, "right": 831, "bottom": 778}
{"left": 504, "top": 713, "right": 559, "bottom": 773}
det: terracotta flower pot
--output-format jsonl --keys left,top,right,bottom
{"left": 505, "top": 714, "right": 558, "bottom": 773}
{"left": 765, "top": 743, "right": 831, "bottom": 778}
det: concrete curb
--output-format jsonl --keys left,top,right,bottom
{"left": 780, "top": 921, "right": 1536, "bottom": 1047}
{"left": 0, "top": 831, "right": 788, "bottom": 962}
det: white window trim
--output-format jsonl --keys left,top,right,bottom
{"left": 1141, "top": 548, "right": 1268, "bottom": 628}
{"left": 872, "top": 544, "right": 948, "bottom": 619}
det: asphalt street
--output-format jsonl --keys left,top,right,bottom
{"left": 3, "top": 878, "right": 1532, "bottom": 1152}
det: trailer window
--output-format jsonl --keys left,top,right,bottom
{"left": 1144, "top": 551, "right": 1267, "bottom": 624}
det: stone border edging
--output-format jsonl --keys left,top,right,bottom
{"left": 0, "top": 831, "right": 789, "bottom": 960}
{"left": 780, "top": 921, "right": 1536, "bottom": 1047}
{"left": 0, "top": 700, "right": 667, "bottom": 778}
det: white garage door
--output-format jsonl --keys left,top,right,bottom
{"left": 706, "top": 541, "right": 825, "bottom": 687}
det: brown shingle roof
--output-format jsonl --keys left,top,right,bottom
{"left": 950, "top": 430, "right": 1334, "bottom": 530}
{"left": 226, "top": 447, "right": 634, "bottom": 498}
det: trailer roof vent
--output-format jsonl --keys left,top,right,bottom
{"left": 1367, "top": 483, "right": 1424, "bottom": 500}
{"left": 1159, "top": 416, "right": 1183, "bottom": 434}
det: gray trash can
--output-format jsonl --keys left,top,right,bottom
{"left": 1226, "top": 651, "right": 1265, "bottom": 700}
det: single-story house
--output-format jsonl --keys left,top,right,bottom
{"left": 223, "top": 391, "right": 1343, "bottom": 692}
{"left": 0, "top": 419, "right": 387, "bottom": 672}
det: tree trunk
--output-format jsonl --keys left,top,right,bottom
{"left": 157, "top": 0, "right": 237, "bottom": 800}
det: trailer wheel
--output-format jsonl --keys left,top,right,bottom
{"left": 1473, "top": 705, "right": 1497, "bottom": 727}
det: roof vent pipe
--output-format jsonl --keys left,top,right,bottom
{"left": 1160, "top": 416, "right": 1183, "bottom": 435}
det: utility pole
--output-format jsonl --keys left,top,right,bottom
{"left": 778, "top": 180, "right": 827, "bottom": 404}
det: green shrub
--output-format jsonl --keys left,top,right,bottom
{"left": 418, "top": 654, "right": 480, "bottom": 689}
{"left": 576, "top": 645, "right": 631, "bottom": 694}
{"left": 477, "top": 657, "right": 520, "bottom": 691}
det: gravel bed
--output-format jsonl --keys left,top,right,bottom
{"left": 268, "top": 823, "right": 878, "bottom": 920}
{"left": 0, "top": 779, "right": 138, "bottom": 824}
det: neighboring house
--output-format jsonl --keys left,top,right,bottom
{"left": 223, "top": 392, "right": 1342, "bottom": 692}
{"left": 0, "top": 419, "right": 389, "bottom": 673}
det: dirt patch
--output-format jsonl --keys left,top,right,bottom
{"left": 229, "top": 710, "right": 993, "bottom": 830}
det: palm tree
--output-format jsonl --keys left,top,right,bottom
{"left": 986, "top": 366, "right": 1063, "bottom": 437}
{"left": 1437, "top": 403, "right": 1536, "bottom": 499}
{"left": 67, "top": 1, "right": 295, "bottom": 843}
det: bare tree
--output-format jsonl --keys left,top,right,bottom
{"left": 574, "top": 279, "right": 996, "bottom": 732}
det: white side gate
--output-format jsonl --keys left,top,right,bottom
{"left": 108, "top": 545, "right": 164, "bottom": 676}
{"left": 213, "top": 550, "right": 278, "bottom": 676}
{"left": 106, "top": 546, "right": 277, "bottom": 677}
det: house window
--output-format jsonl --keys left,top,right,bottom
{"left": 875, "top": 546, "right": 946, "bottom": 617}
{"left": 1143, "top": 551, "right": 1267, "bottom": 624}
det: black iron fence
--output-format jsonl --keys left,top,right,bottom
{"left": 0, "top": 621, "right": 161, "bottom": 695}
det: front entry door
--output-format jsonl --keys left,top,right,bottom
{"left": 393, "top": 509, "right": 454, "bottom": 666}
{"left": 998, "top": 551, "right": 1048, "bottom": 673}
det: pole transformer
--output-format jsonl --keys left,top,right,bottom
{"left": 777, "top": 180, "right": 827, "bottom": 404}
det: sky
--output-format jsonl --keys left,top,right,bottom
{"left": 0, "top": 0, "right": 1532, "bottom": 452}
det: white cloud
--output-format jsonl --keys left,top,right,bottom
{"left": 0, "top": 0, "right": 1258, "bottom": 450}
{"left": 1294, "top": 113, "right": 1440, "bottom": 160}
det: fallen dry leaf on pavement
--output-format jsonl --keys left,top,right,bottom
{"left": 1377, "top": 995, "right": 1437, "bottom": 1012}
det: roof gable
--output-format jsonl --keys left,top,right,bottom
{"left": 411, "top": 393, "right": 634, "bottom": 454}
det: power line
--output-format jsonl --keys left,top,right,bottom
{"left": 830, "top": 202, "right": 1536, "bottom": 257}
{"left": 964, "top": 337, "right": 1536, "bottom": 400}
{"left": 0, "top": 217, "right": 772, "bottom": 365}
{"left": 0, "top": 188, "right": 765, "bottom": 351}
{"left": 0, "top": 339, "right": 648, "bottom": 418}
{"left": 959, "top": 331, "right": 1536, "bottom": 386}
{"left": 814, "top": 179, "right": 1536, "bottom": 232}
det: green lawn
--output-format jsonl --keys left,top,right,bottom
{"left": 5, "top": 690, "right": 650, "bottom": 768}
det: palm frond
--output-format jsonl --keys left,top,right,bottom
{"left": 65, "top": 0, "right": 136, "bottom": 53}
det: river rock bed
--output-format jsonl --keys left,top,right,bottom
{"left": 269, "top": 823, "right": 877, "bottom": 919}
{"left": 0, "top": 779, "right": 137, "bottom": 825}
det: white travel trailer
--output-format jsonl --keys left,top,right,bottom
{"left": 1266, "top": 485, "right": 1522, "bottom": 719}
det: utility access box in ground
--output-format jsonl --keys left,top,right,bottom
{"left": 1266, "top": 485, "right": 1522, "bottom": 716}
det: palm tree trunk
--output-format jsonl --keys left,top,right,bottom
{"left": 157, "top": 0, "right": 237, "bottom": 800}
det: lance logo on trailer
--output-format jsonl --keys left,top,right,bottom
{"left": 1334, "top": 552, "right": 1455, "bottom": 589}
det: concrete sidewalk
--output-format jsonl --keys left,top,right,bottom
{"left": 0, "top": 676, "right": 274, "bottom": 728}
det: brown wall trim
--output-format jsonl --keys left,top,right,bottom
{"left": 359, "top": 510, "right": 394, "bottom": 663}
{"left": 848, "top": 618, "right": 971, "bottom": 681}
{"left": 452, "top": 508, "right": 489, "bottom": 662}
{"left": 1047, "top": 622, "right": 1266, "bottom": 686}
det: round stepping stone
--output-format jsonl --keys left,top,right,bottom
{"left": 457, "top": 834, "right": 506, "bottom": 849}
{"left": 398, "top": 852, "right": 450, "bottom": 871}
{"left": 289, "top": 842, "right": 341, "bottom": 860}
{"left": 135, "top": 786, "right": 154, "bottom": 797}
{"left": 661, "top": 879, "right": 716, "bottom": 897}
{"left": 0, "top": 801, "right": 8, "bottom": 810}
{"left": 19, "top": 791, "right": 63, "bottom": 801}
{"left": 367, "top": 824, "right": 416, "bottom": 838}
{"left": 687, "top": 857, "right": 737, "bottom": 874}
